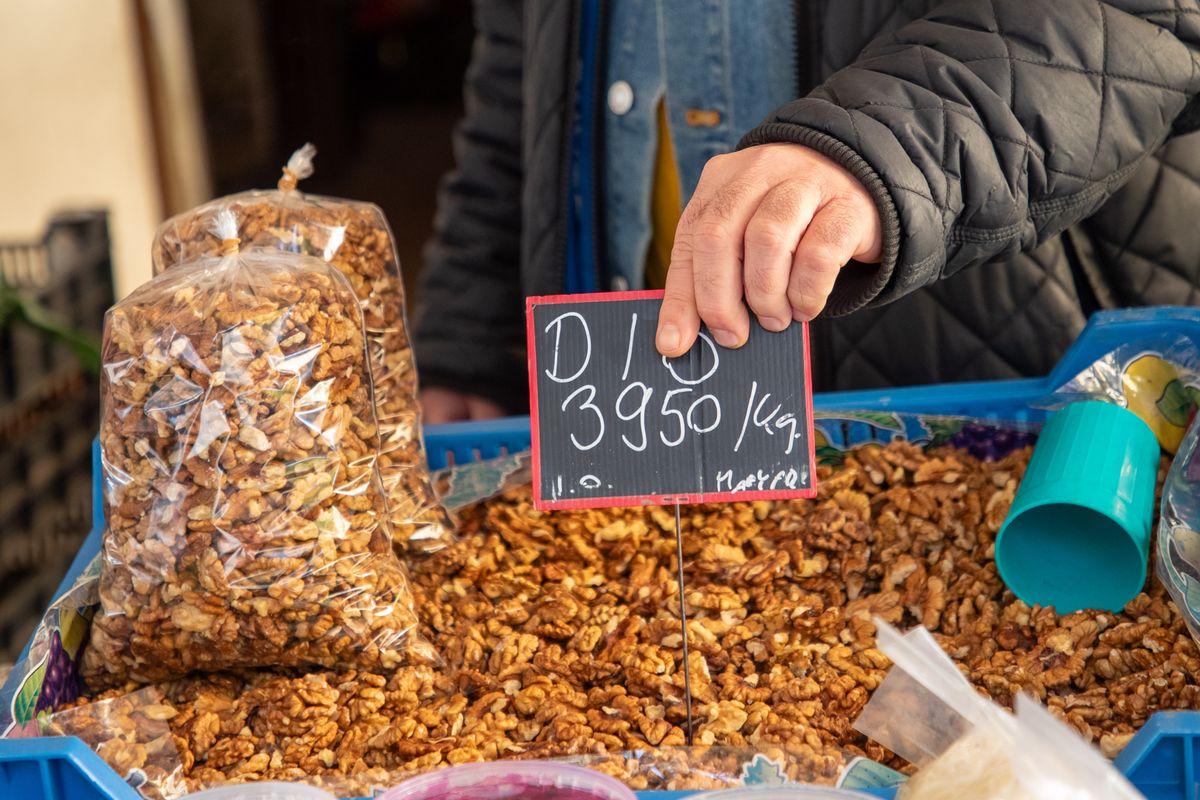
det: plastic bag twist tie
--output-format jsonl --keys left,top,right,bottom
{"left": 278, "top": 143, "right": 317, "bottom": 192}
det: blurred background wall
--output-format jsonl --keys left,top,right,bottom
{"left": 0, "top": 1, "right": 167, "bottom": 297}
{"left": 0, "top": 0, "right": 471, "bottom": 298}
{"left": 183, "top": 0, "right": 472, "bottom": 305}
{"left": 0, "top": 0, "right": 473, "bottom": 661}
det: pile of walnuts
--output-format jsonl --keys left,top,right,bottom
{"left": 68, "top": 441, "right": 1200, "bottom": 793}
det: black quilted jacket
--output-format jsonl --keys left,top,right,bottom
{"left": 415, "top": 0, "right": 1200, "bottom": 412}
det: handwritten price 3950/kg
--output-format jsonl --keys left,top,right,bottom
{"left": 543, "top": 310, "right": 805, "bottom": 456}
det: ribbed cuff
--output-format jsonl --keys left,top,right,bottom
{"left": 738, "top": 123, "right": 902, "bottom": 316}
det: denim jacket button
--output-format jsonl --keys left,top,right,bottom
{"left": 607, "top": 80, "right": 635, "bottom": 115}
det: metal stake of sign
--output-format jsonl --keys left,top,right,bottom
{"left": 674, "top": 501, "right": 694, "bottom": 745}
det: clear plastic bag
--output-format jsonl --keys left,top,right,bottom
{"left": 551, "top": 747, "right": 904, "bottom": 793}
{"left": 81, "top": 211, "right": 431, "bottom": 688}
{"left": 855, "top": 620, "right": 1142, "bottom": 800}
{"left": 281, "top": 746, "right": 903, "bottom": 797}
{"left": 1156, "top": 416, "right": 1200, "bottom": 641}
{"left": 153, "top": 145, "right": 454, "bottom": 555}
{"left": 43, "top": 686, "right": 188, "bottom": 800}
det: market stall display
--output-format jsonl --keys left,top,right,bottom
{"left": 47, "top": 435, "right": 1199, "bottom": 795}
{"left": 9, "top": 290, "right": 1200, "bottom": 799}
{"left": 80, "top": 212, "right": 431, "bottom": 689}
{"left": 152, "top": 146, "right": 454, "bottom": 555}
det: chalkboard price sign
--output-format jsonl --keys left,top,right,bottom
{"left": 526, "top": 291, "right": 817, "bottom": 510}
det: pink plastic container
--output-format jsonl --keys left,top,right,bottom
{"left": 687, "top": 788, "right": 879, "bottom": 799}
{"left": 378, "top": 761, "right": 638, "bottom": 800}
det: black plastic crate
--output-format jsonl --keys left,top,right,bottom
{"left": 0, "top": 211, "right": 111, "bottom": 661}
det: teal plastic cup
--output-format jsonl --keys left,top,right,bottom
{"left": 996, "top": 400, "right": 1160, "bottom": 613}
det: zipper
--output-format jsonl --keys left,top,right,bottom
{"left": 816, "top": 4, "right": 836, "bottom": 390}
{"left": 553, "top": 0, "right": 608, "bottom": 294}
{"left": 551, "top": 1, "right": 584, "bottom": 294}
{"left": 792, "top": 0, "right": 806, "bottom": 97}
{"left": 794, "top": 0, "right": 817, "bottom": 96}
{"left": 794, "top": 0, "right": 835, "bottom": 388}
{"left": 590, "top": 0, "right": 610, "bottom": 291}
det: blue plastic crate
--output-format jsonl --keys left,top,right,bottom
{"left": 1116, "top": 712, "right": 1200, "bottom": 800}
{"left": 7, "top": 714, "right": 1200, "bottom": 799}
{"left": 8, "top": 307, "right": 1200, "bottom": 800}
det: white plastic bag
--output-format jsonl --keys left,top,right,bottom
{"left": 855, "top": 620, "right": 1143, "bottom": 800}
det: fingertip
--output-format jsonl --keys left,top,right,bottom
{"left": 790, "top": 303, "right": 823, "bottom": 324}
{"left": 657, "top": 286, "right": 701, "bottom": 357}
{"left": 659, "top": 321, "right": 705, "bottom": 358}
{"left": 710, "top": 328, "right": 749, "bottom": 349}
{"left": 656, "top": 322, "right": 681, "bottom": 355}
{"left": 757, "top": 314, "right": 790, "bottom": 332}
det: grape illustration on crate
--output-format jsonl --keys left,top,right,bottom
{"left": 5, "top": 596, "right": 94, "bottom": 736}
{"left": 34, "top": 630, "right": 78, "bottom": 715}
{"left": 946, "top": 423, "right": 1037, "bottom": 462}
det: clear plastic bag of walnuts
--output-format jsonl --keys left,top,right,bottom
{"left": 81, "top": 211, "right": 434, "bottom": 689}
{"left": 152, "top": 144, "right": 454, "bottom": 555}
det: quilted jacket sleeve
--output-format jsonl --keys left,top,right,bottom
{"left": 413, "top": 0, "right": 528, "bottom": 411}
{"left": 740, "top": 0, "right": 1200, "bottom": 316}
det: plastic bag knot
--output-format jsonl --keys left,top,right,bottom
{"left": 212, "top": 209, "right": 241, "bottom": 256}
{"left": 278, "top": 143, "right": 317, "bottom": 192}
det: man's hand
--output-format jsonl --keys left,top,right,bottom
{"left": 420, "top": 386, "right": 506, "bottom": 424}
{"left": 656, "top": 143, "right": 883, "bottom": 357}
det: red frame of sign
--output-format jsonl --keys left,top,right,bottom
{"left": 526, "top": 290, "right": 817, "bottom": 510}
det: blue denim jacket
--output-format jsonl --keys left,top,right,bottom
{"left": 567, "top": 0, "right": 798, "bottom": 292}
